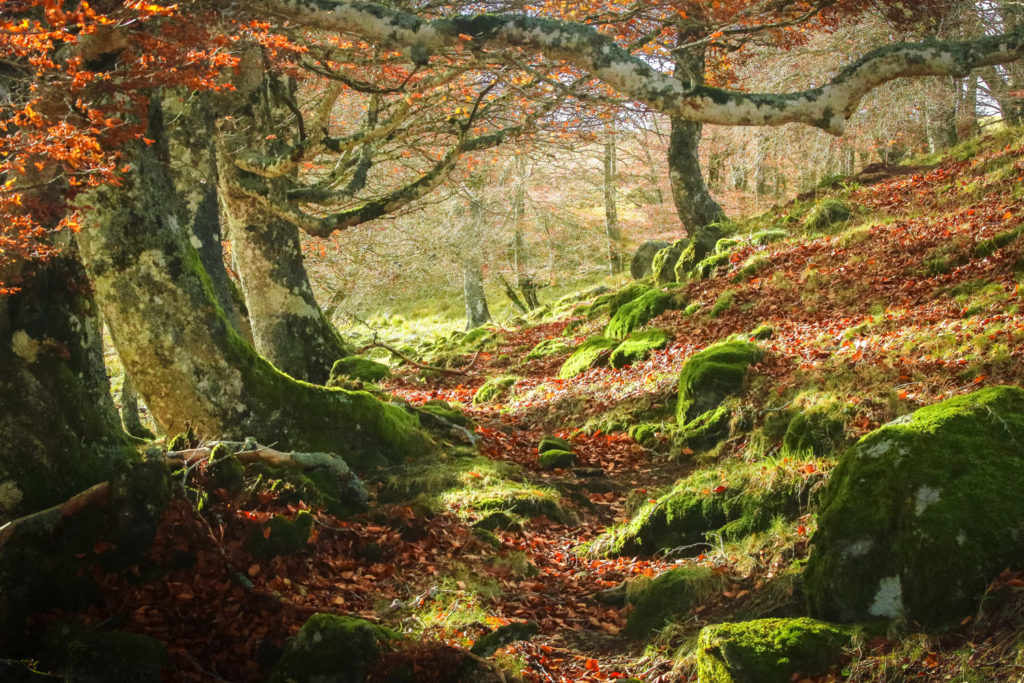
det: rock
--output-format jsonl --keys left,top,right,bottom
{"left": 696, "top": 618, "right": 851, "bottom": 683}
{"left": 609, "top": 329, "right": 670, "bottom": 369}
{"left": 526, "top": 338, "right": 571, "bottom": 360}
{"left": 631, "top": 240, "right": 672, "bottom": 279}
{"left": 417, "top": 399, "right": 474, "bottom": 429}
{"left": 651, "top": 240, "right": 687, "bottom": 284}
{"left": 538, "top": 449, "right": 577, "bottom": 470}
{"left": 803, "top": 199, "right": 851, "bottom": 232}
{"left": 329, "top": 356, "right": 391, "bottom": 384}
{"left": 593, "top": 460, "right": 809, "bottom": 558}
{"left": 558, "top": 337, "right": 617, "bottom": 379}
{"left": 270, "top": 613, "right": 397, "bottom": 683}
{"left": 804, "top": 386, "right": 1024, "bottom": 627}
{"left": 470, "top": 621, "right": 539, "bottom": 657}
{"left": 606, "top": 289, "right": 672, "bottom": 340}
{"left": 537, "top": 435, "right": 572, "bottom": 454}
{"left": 246, "top": 511, "right": 314, "bottom": 558}
{"left": 64, "top": 630, "right": 168, "bottom": 683}
{"left": 781, "top": 406, "right": 849, "bottom": 458}
{"left": 677, "top": 341, "right": 763, "bottom": 424}
{"left": 674, "top": 226, "right": 725, "bottom": 282}
{"left": 624, "top": 566, "right": 727, "bottom": 638}
{"left": 472, "top": 376, "right": 518, "bottom": 405}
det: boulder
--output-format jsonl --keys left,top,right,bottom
{"left": 630, "top": 240, "right": 672, "bottom": 279}
{"left": 606, "top": 289, "right": 672, "bottom": 340}
{"left": 677, "top": 341, "right": 762, "bottom": 425}
{"left": 538, "top": 435, "right": 573, "bottom": 453}
{"left": 559, "top": 337, "right": 617, "bottom": 378}
{"left": 609, "top": 329, "right": 671, "bottom": 369}
{"left": 537, "top": 449, "right": 577, "bottom": 470}
{"left": 651, "top": 240, "right": 688, "bottom": 284}
{"left": 270, "top": 613, "right": 397, "bottom": 683}
{"left": 804, "top": 386, "right": 1024, "bottom": 627}
{"left": 472, "top": 376, "right": 518, "bottom": 405}
{"left": 803, "top": 199, "right": 851, "bottom": 232}
{"left": 329, "top": 356, "right": 391, "bottom": 384}
{"left": 696, "top": 618, "right": 851, "bottom": 683}
{"left": 624, "top": 566, "right": 727, "bottom": 637}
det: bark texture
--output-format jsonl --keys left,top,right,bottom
{"left": 76, "top": 115, "right": 430, "bottom": 473}
{"left": 0, "top": 252, "right": 135, "bottom": 521}
{"left": 603, "top": 135, "right": 624, "bottom": 275}
{"left": 464, "top": 198, "right": 492, "bottom": 330}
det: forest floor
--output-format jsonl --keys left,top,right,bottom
{"left": 27, "top": 127, "right": 1024, "bottom": 682}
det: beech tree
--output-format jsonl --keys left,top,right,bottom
{"left": 5, "top": 0, "right": 1024, "bottom": 522}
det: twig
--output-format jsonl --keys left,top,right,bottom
{"left": 0, "top": 482, "right": 111, "bottom": 549}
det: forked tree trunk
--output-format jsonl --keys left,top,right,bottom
{"left": 76, "top": 111, "right": 429, "bottom": 473}
{"left": 215, "top": 76, "right": 349, "bottom": 384}
{"left": 0, "top": 250, "right": 135, "bottom": 522}
{"left": 666, "top": 32, "right": 725, "bottom": 239}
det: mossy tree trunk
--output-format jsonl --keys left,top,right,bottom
{"left": 0, "top": 250, "right": 136, "bottom": 522}
{"left": 666, "top": 32, "right": 725, "bottom": 241}
{"left": 511, "top": 158, "right": 540, "bottom": 309}
{"left": 215, "top": 75, "right": 349, "bottom": 384}
{"left": 76, "top": 107, "right": 430, "bottom": 473}
{"left": 603, "top": 133, "right": 624, "bottom": 275}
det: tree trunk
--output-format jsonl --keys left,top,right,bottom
{"left": 464, "top": 198, "right": 492, "bottom": 330}
{"left": 926, "top": 77, "right": 959, "bottom": 153}
{"left": 603, "top": 134, "right": 624, "bottom": 275}
{"left": 76, "top": 111, "right": 430, "bottom": 473}
{"left": 215, "top": 76, "right": 350, "bottom": 384}
{"left": 510, "top": 159, "right": 539, "bottom": 309}
{"left": 666, "top": 31, "right": 725, "bottom": 238}
{"left": 0, "top": 249, "right": 135, "bottom": 522}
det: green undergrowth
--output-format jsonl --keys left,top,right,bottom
{"left": 377, "top": 454, "right": 575, "bottom": 526}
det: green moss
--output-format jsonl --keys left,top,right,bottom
{"left": 715, "top": 238, "right": 742, "bottom": 254}
{"left": 609, "top": 283, "right": 654, "bottom": 316}
{"left": 460, "top": 326, "right": 502, "bottom": 350}
{"left": 609, "top": 329, "right": 670, "bottom": 369}
{"left": 694, "top": 252, "right": 732, "bottom": 279}
{"left": 270, "top": 613, "right": 397, "bottom": 683}
{"left": 329, "top": 355, "right": 391, "bottom": 384}
{"left": 747, "top": 325, "right": 774, "bottom": 341}
{"left": 606, "top": 289, "right": 672, "bottom": 340}
{"left": 246, "top": 510, "right": 314, "bottom": 558}
{"left": 593, "top": 459, "right": 811, "bottom": 558}
{"left": 734, "top": 255, "right": 772, "bottom": 281}
{"left": 558, "top": 336, "right": 617, "bottom": 378}
{"left": 472, "top": 375, "right": 518, "bottom": 405}
{"left": 207, "top": 444, "right": 245, "bottom": 494}
{"left": 782, "top": 406, "right": 849, "bottom": 458}
{"left": 470, "top": 621, "right": 539, "bottom": 657}
{"left": 709, "top": 290, "right": 736, "bottom": 318}
{"left": 751, "top": 229, "right": 788, "bottom": 246}
{"left": 804, "top": 386, "right": 1024, "bottom": 627}
{"left": 526, "top": 337, "right": 571, "bottom": 360}
{"left": 416, "top": 399, "right": 474, "bottom": 429}
{"left": 974, "top": 224, "right": 1024, "bottom": 258}
{"left": 538, "top": 449, "right": 577, "bottom": 470}
{"left": 65, "top": 630, "right": 167, "bottom": 682}
{"left": 677, "top": 341, "right": 763, "bottom": 424}
{"left": 803, "top": 199, "right": 852, "bottom": 233}
{"left": 474, "top": 511, "right": 521, "bottom": 532}
{"left": 651, "top": 240, "right": 687, "bottom": 284}
{"left": 624, "top": 566, "right": 727, "bottom": 638}
{"left": 538, "top": 435, "right": 573, "bottom": 453}
{"left": 696, "top": 618, "right": 851, "bottom": 683}
{"left": 627, "top": 423, "right": 662, "bottom": 447}
{"left": 673, "top": 400, "right": 735, "bottom": 454}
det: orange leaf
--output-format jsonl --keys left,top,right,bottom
{"left": 584, "top": 658, "right": 600, "bottom": 671}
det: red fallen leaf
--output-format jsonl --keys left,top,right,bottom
{"left": 584, "top": 658, "right": 600, "bottom": 671}
{"left": 681, "top": 447, "right": 695, "bottom": 455}
{"left": 713, "top": 485, "right": 727, "bottom": 494}
{"left": 797, "top": 525, "right": 807, "bottom": 536}
{"left": 898, "top": 390, "right": 909, "bottom": 399}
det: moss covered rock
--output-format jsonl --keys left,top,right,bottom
{"left": 609, "top": 329, "right": 670, "bottom": 369}
{"left": 606, "top": 289, "right": 672, "bottom": 340}
{"left": 593, "top": 461, "right": 810, "bottom": 557}
{"left": 64, "top": 630, "right": 167, "bottom": 683}
{"left": 526, "top": 338, "right": 571, "bottom": 360}
{"left": 472, "top": 376, "right": 518, "bottom": 405}
{"left": 696, "top": 618, "right": 851, "bottom": 683}
{"left": 330, "top": 356, "right": 391, "bottom": 384}
{"left": 625, "top": 567, "right": 727, "bottom": 637}
{"left": 751, "top": 229, "right": 788, "bottom": 246}
{"left": 631, "top": 240, "right": 672, "bottom": 280}
{"left": 559, "top": 337, "right": 617, "bottom": 379}
{"left": 804, "top": 386, "right": 1024, "bottom": 627}
{"left": 803, "top": 199, "right": 851, "bottom": 232}
{"left": 538, "top": 435, "right": 573, "bottom": 453}
{"left": 782, "top": 406, "right": 848, "bottom": 458}
{"left": 693, "top": 252, "right": 732, "bottom": 279}
{"left": 677, "top": 341, "right": 763, "bottom": 425}
{"left": 651, "top": 240, "right": 688, "bottom": 284}
{"left": 270, "top": 613, "right": 397, "bottom": 683}
{"left": 246, "top": 510, "right": 314, "bottom": 558}
{"left": 417, "top": 399, "right": 474, "bottom": 429}
{"left": 538, "top": 449, "right": 577, "bottom": 470}
{"left": 674, "top": 227, "right": 725, "bottom": 282}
